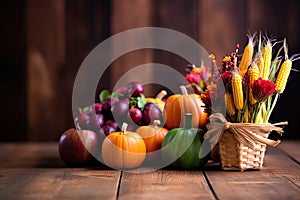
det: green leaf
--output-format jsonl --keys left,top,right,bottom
{"left": 99, "top": 90, "right": 111, "bottom": 102}
{"left": 82, "top": 106, "right": 90, "bottom": 113}
{"left": 111, "top": 92, "right": 119, "bottom": 98}
{"left": 129, "top": 98, "right": 137, "bottom": 108}
{"left": 136, "top": 94, "right": 147, "bottom": 110}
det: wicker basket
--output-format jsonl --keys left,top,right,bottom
{"left": 219, "top": 130, "right": 268, "bottom": 171}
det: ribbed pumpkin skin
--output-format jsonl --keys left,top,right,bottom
{"left": 102, "top": 131, "right": 146, "bottom": 169}
{"left": 164, "top": 93, "right": 207, "bottom": 129}
{"left": 136, "top": 123, "right": 168, "bottom": 152}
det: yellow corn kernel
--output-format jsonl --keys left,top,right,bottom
{"left": 239, "top": 37, "right": 254, "bottom": 76}
{"left": 249, "top": 65, "right": 260, "bottom": 104}
{"left": 225, "top": 93, "right": 236, "bottom": 116}
{"left": 275, "top": 59, "right": 292, "bottom": 93}
{"left": 261, "top": 41, "right": 272, "bottom": 80}
{"left": 232, "top": 73, "right": 244, "bottom": 110}
{"left": 257, "top": 56, "right": 264, "bottom": 77}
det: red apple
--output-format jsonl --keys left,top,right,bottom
{"left": 58, "top": 128, "right": 100, "bottom": 166}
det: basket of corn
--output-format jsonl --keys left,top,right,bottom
{"left": 185, "top": 33, "right": 297, "bottom": 171}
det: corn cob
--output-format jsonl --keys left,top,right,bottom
{"left": 275, "top": 59, "right": 292, "bottom": 93}
{"left": 257, "top": 56, "right": 264, "bottom": 77}
{"left": 261, "top": 41, "right": 272, "bottom": 80}
{"left": 232, "top": 73, "right": 244, "bottom": 110}
{"left": 225, "top": 93, "right": 236, "bottom": 115}
{"left": 249, "top": 65, "right": 260, "bottom": 104}
{"left": 239, "top": 36, "right": 254, "bottom": 76}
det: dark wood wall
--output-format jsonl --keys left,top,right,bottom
{"left": 0, "top": 1, "right": 27, "bottom": 141}
{"left": 1, "top": 0, "right": 300, "bottom": 141}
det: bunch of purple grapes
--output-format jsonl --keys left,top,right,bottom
{"left": 74, "top": 81, "right": 163, "bottom": 136}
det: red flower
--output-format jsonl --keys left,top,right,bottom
{"left": 250, "top": 78, "right": 275, "bottom": 102}
{"left": 185, "top": 71, "right": 201, "bottom": 84}
{"left": 220, "top": 72, "right": 232, "bottom": 92}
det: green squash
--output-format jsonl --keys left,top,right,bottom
{"left": 161, "top": 113, "right": 208, "bottom": 169}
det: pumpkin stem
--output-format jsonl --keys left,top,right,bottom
{"left": 153, "top": 120, "right": 161, "bottom": 127}
{"left": 121, "top": 123, "right": 128, "bottom": 134}
{"left": 155, "top": 90, "right": 167, "bottom": 100}
{"left": 183, "top": 113, "right": 193, "bottom": 129}
{"left": 179, "top": 85, "right": 188, "bottom": 96}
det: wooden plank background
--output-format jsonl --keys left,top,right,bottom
{"left": 1, "top": 0, "right": 300, "bottom": 141}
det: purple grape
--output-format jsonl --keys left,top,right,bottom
{"left": 102, "top": 125, "right": 116, "bottom": 136}
{"left": 115, "top": 86, "right": 129, "bottom": 98}
{"left": 102, "top": 98, "right": 119, "bottom": 111}
{"left": 84, "top": 113, "right": 104, "bottom": 132}
{"left": 127, "top": 81, "right": 144, "bottom": 97}
{"left": 102, "top": 98, "right": 119, "bottom": 120}
{"left": 111, "top": 99, "right": 129, "bottom": 122}
{"left": 105, "top": 120, "right": 119, "bottom": 130}
{"left": 128, "top": 107, "right": 143, "bottom": 124}
{"left": 74, "top": 113, "right": 90, "bottom": 130}
{"left": 93, "top": 103, "right": 102, "bottom": 114}
{"left": 95, "top": 114, "right": 105, "bottom": 127}
{"left": 143, "top": 103, "right": 162, "bottom": 125}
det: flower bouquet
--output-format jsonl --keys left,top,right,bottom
{"left": 185, "top": 34, "right": 298, "bottom": 171}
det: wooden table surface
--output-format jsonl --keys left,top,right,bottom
{"left": 0, "top": 141, "right": 299, "bottom": 200}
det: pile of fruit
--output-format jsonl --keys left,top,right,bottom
{"left": 73, "top": 81, "right": 164, "bottom": 136}
{"left": 59, "top": 33, "right": 296, "bottom": 170}
{"left": 58, "top": 81, "right": 209, "bottom": 169}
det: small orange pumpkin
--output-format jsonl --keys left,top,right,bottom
{"left": 136, "top": 120, "right": 169, "bottom": 153}
{"left": 102, "top": 123, "right": 146, "bottom": 169}
{"left": 164, "top": 85, "right": 208, "bottom": 129}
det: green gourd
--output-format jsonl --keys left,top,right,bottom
{"left": 161, "top": 113, "right": 208, "bottom": 169}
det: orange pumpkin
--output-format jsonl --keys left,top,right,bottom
{"left": 164, "top": 85, "right": 208, "bottom": 129}
{"left": 102, "top": 123, "right": 146, "bottom": 169}
{"left": 136, "top": 120, "right": 169, "bottom": 153}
